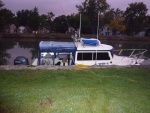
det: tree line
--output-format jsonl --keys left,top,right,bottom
{"left": 0, "top": 0, "right": 150, "bottom": 36}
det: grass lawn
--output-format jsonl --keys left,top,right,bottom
{"left": 0, "top": 68, "right": 150, "bottom": 113}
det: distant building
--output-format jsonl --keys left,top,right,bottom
{"left": 66, "top": 26, "right": 75, "bottom": 34}
{"left": 134, "top": 31, "right": 145, "bottom": 37}
{"left": 38, "top": 27, "right": 50, "bottom": 34}
{"left": 145, "top": 28, "right": 150, "bottom": 37}
{"left": 17, "top": 26, "right": 26, "bottom": 33}
{"left": 10, "top": 24, "right": 16, "bottom": 33}
{"left": 134, "top": 28, "right": 150, "bottom": 37}
{"left": 4, "top": 25, "right": 10, "bottom": 33}
{"left": 100, "top": 25, "right": 112, "bottom": 36}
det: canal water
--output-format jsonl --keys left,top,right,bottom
{"left": 0, "top": 38, "right": 150, "bottom": 65}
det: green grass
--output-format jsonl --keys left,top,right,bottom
{"left": 0, "top": 68, "right": 150, "bottom": 113}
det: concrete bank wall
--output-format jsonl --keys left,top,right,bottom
{"left": 1, "top": 33, "right": 150, "bottom": 41}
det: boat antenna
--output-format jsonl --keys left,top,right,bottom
{"left": 79, "top": 13, "right": 81, "bottom": 38}
{"left": 97, "top": 12, "right": 100, "bottom": 39}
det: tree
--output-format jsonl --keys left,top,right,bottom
{"left": 47, "top": 12, "right": 55, "bottom": 29}
{"left": 17, "top": 7, "right": 40, "bottom": 31}
{"left": 66, "top": 13, "right": 91, "bottom": 34}
{"left": 47, "top": 12, "right": 55, "bottom": 21}
{"left": 109, "top": 16, "right": 126, "bottom": 35}
{"left": 76, "top": 0, "right": 110, "bottom": 34}
{"left": 104, "top": 8, "right": 126, "bottom": 35}
{"left": 17, "top": 9, "right": 31, "bottom": 26}
{"left": 124, "top": 2, "right": 148, "bottom": 35}
{"left": 0, "top": 8, "right": 15, "bottom": 32}
{"left": 38, "top": 12, "right": 55, "bottom": 33}
{"left": 39, "top": 14, "right": 48, "bottom": 27}
{"left": 0, "top": 0, "right": 16, "bottom": 32}
{"left": 52, "top": 15, "right": 68, "bottom": 33}
{"left": 0, "top": 0, "right": 4, "bottom": 8}
{"left": 0, "top": 40, "right": 15, "bottom": 65}
{"left": 28, "top": 7, "right": 40, "bottom": 31}
{"left": 145, "top": 15, "right": 150, "bottom": 37}
{"left": 147, "top": 15, "right": 150, "bottom": 28}
{"left": 66, "top": 14, "right": 77, "bottom": 29}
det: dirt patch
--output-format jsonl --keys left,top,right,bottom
{"left": 0, "top": 105, "right": 8, "bottom": 113}
{"left": 39, "top": 98, "right": 53, "bottom": 107}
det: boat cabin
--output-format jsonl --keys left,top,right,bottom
{"left": 74, "top": 38, "right": 114, "bottom": 65}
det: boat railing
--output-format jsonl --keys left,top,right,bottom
{"left": 71, "top": 35, "right": 80, "bottom": 47}
{"left": 114, "top": 49, "right": 147, "bottom": 64}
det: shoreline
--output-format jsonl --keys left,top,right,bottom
{"left": 0, "top": 65, "right": 150, "bottom": 70}
{"left": 0, "top": 33, "right": 150, "bottom": 42}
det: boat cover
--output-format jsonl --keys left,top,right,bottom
{"left": 39, "top": 41, "right": 77, "bottom": 52}
{"left": 81, "top": 38, "right": 101, "bottom": 46}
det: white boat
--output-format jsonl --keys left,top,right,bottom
{"left": 32, "top": 37, "right": 147, "bottom": 66}
{"left": 32, "top": 13, "right": 147, "bottom": 66}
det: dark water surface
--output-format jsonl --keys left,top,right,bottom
{"left": 0, "top": 38, "right": 150, "bottom": 65}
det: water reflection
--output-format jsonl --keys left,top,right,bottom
{"left": 0, "top": 40, "right": 16, "bottom": 65}
{"left": 0, "top": 39, "right": 149, "bottom": 65}
{"left": 0, "top": 39, "right": 39, "bottom": 65}
{"left": 18, "top": 41, "right": 39, "bottom": 59}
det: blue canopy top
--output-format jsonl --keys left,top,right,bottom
{"left": 81, "top": 38, "right": 101, "bottom": 46}
{"left": 39, "top": 41, "right": 77, "bottom": 53}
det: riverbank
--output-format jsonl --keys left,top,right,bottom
{"left": 0, "top": 33, "right": 150, "bottom": 41}
{"left": 0, "top": 65, "right": 150, "bottom": 70}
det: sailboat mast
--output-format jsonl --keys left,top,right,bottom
{"left": 79, "top": 13, "right": 81, "bottom": 38}
{"left": 97, "top": 12, "right": 100, "bottom": 39}
{"left": 95, "top": 12, "right": 100, "bottom": 65}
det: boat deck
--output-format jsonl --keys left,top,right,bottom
{"left": 74, "top": 38, "right": 113, "bottom": 51}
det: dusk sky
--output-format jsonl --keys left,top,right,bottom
{"left": 2, "top": 0, "right": 150, "bottom": 16}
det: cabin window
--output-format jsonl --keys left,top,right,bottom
{"left": 93, "top": 52, "right": 110, "bottom": 60}
{"left": 77, "top": 52, "right": 110, "bottom": 61}
{"left": 77, "top": 53, "right": 92, "bottom": 60}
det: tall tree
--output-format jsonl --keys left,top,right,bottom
{"left": 39, "top": 14, "right": 48, "bottom": 27}
{"left": 145, "top": 15, "right": 150, "bottom": 37}
{"left": 17, "top": 9, "right": 31, "bottom": 26}
{"left": 76, "top": 0, "right": 110, "bottom": 34}
{"left": 47, "top": 12, "right": 55, "bottom": 28}
{"left": 38, "top": 12, "right": 54, "bottom": 32}
{"left": 109, "top": 15, "right": 126, "bottom": 35}
{"left": 147, "top": 15, "right": 150, "bottom": 28}
{"left": 0, "top": 8, "right": 15, "bottom": 32}
{"left": 104, "top": 8, "right": 126, "bottom": 35}
{"left": 66, "top": 13, "right": 91, "bottom": 34}
{"left": 52, "top": 15, "right": 68, "bottom": 33}
{"left": 66, "top": 14, "right": 80, "bottom": 31}
{"left": 29, "top": 7, "right": 40, "bottom": 31}
{"left": 47, "top": 12, "right": 55, "bottom": 21}
{"left": 17, "top": 7, "right": 40, "bottom": 31}
{"left": 0, "top": 0, "right": 16, "bottom": 32}
{"left": 0, "top": 0, "right": 4, "bottom": 8}
{"left": 0, "top": 40, "right": 15, "bottom": 65}
{"left": 124, "top": 2, "right": 148, "bottom": 35}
